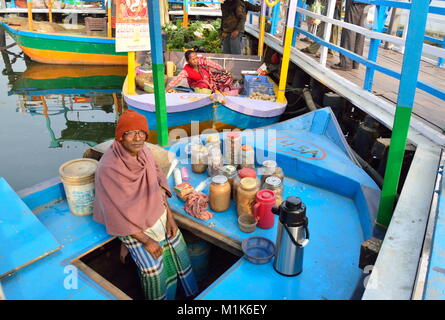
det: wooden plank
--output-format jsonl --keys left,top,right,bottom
{"left": 71, "top": 260, "right": 132, "bottom": 300}
{"left": 172, "top": 211, "right": 243, "bottom": 257}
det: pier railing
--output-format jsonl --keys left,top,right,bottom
{"left": 257, "top": 0, "right": 445, "bottom": 100}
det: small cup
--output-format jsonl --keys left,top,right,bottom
{"left": 238, "top": 214, "right": 257, "bottom": 233}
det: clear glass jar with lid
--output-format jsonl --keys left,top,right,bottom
{"left": 236, "top": 177, "right": 260, "bottom": 217}
{"left": 262, "top": 176, "right": 284, "bottom": 207}
{"left": 232, "top": 167, "right": 258, "bottom": 201}
{"left": 260, "top": 160, "right": 284, "bottom": 185}
{"left": 241, "top": 144, "right": 255, "bottom": 168}
{"left": 191, "top": 144, "right": 208, "bottom": 174}
{"left": 221, "top": 165, "right": 237, "bottom": 192}
{"left": 209, "top": 175, "right": 231, "bottom": 212}
{"left": 207, "top": 147, "right": 223, "bottom": 177}
{"left": 224, "top": 131, "right": 242, "bottom": 166}
{"left": 205, "top": 134, "right": 221, "bottom": 153}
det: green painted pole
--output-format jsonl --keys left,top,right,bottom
{"left": 147, "top": 0, "right": 169, "bottom": 146}
{"left": 376, "top": 0, "right": 430, "bottom": 227}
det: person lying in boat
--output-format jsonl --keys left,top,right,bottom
{"left": 165, "top": 50, "right": 236, "bottom": 95}
{"left": 92, "top": 110, "right": 198, "bottom": 300}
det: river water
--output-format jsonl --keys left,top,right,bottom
{"left": 0, "top": 34, "right": 241, "bottom": 191}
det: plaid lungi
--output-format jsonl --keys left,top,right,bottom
{"left": 119, "top": 230, "right": 198, "bottom": 300}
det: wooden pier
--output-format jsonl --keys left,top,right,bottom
{"left": 295, "top": 40, "right": 445, "bottom": 132}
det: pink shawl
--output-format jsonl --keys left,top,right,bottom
{"left": 93, "top": 141, "right": 171, "bottom": 236}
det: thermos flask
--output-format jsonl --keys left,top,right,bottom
{"left": 272, "top": 196, "right": 310, "bottom": 276}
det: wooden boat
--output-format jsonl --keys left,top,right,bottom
{"left": 0, "top": 108, "right": 383, "bottom": 300}
{"left": 123, "top": 52, "right": 287, "bottom": 130}
{"left": 0, "top": 20, "right": 127, "bottom": 65}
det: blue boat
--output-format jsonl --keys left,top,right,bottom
{"left": 0, "top": 108, "right": 381, "bottom": 300}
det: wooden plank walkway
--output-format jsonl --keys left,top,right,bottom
{"left": 294, "top": 35, "right": 445, "bottom": 132}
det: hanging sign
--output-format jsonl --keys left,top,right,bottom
{"left": 115, "top": 0, "right": 150, "bottom": 52}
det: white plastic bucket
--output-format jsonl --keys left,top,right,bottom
{"left": 59, "top": 158, "right": 99, "bottom": 216}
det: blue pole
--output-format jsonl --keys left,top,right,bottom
{"left": 270, "top": 1, "right": 281, "bottom": 35}
{"left": 364, "top": 5, "right": 389, "bottom": 91}
{"left": 147, "top": 0, "right": 169, "bottom": 145}
{"left": 438, "top": 35, "right": 445, "bottom": 67}
{"left": 377, "top": 0, "right": 430, "bottom": 226}
{"left": 292, "top": 0, "right": 303, "bottom": 46}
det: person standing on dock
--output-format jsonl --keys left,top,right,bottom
{"left": 92, "top": 110, "right": 198, "bottom": 300}
{"left": 220, "top": 0, "right": 248, "bottom": 54}
{"left": 301, "top": 0, "right": 341, "bottom": 57}
{"left": 332, "top": 0, "right": 371, "bottom": 70}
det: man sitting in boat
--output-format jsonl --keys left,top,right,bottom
{"left": 92, "top": 110, "right": 198, "bottom": 300}
{"left": 166, "top": 50, "right": 236, "bottom": 95}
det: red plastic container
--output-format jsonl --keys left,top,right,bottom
{"left": 253, "top": 190, "right": 276, "bottom": 229}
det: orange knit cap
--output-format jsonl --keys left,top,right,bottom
{"left": 115, "top": 110, "right": 149, "bottom": 141}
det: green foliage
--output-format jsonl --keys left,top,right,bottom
{"left": 163, "top": 19, "right": 222, "bottom": 53}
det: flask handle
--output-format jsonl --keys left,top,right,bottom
{"left": 283, "top": 222, "right": 309, "bottom": 248}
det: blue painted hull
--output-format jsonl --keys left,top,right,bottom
{"left": 128, "top": 103, "right": 281, "bottom": 130}
{"left": 0, "top": 108, "right": 380, "bottom": 300}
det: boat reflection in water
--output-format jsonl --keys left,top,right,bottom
{"left": 9, "top": 63, "right": 127, "bottom": 148}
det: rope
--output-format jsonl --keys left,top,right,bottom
{"left": 0, "top": 43, "right": 17, "bottom": 51}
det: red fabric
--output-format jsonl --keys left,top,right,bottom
{"left": 93, "top": 141, "right": 172, "bottom": 236}
{"left": 184, "top": 64, "right": 209, "bottom": 89}
{"left": 115, "top": 110, "right": 149, "bottom": 141}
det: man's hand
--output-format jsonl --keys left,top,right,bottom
{"left": 166, "top": 216, "right": 178, "bottom": 239}
{"left": 143, "top": 238, "right": 163, "bottom": 259}
{"left": 231, "top": 30, "right": 239, "bottom": 39}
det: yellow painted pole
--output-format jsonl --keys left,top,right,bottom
{"left": 48, "top": 0, "right": 53, "bottom": 23}
{"left": 107, "top": 0, "right": 112, "bottom": 38}
{"left": 27, "top": 0, "right": 33, "bottom": 31}
{"left": 276, "top": 0, "right": 297, "bottom": 104}
{"left": 183, "top": 0, "right": 188, "bottom": 29}
{"left": 127, "top": 51, "right": 136, "bottom": 95}
{"left": 258, "top": 7, "right": 266, "bottom": 57}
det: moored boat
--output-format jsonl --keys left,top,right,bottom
{"left": 0, "top": 108, "right": 381, "bottom": 300}
{"left": 123, "top": 52, "right": 287, "bottom": 130}
{"left": 0, "top": 21, "right": 127, "bottom": 65}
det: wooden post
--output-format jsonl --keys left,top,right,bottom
{"left": 107, "top": 0, "right": 112, "bottom": 38}
{"left": 258, "top": 1, "right": 267, "bottom": 57}
{"left": 48, "top": 0, "right": 53, "bottom": 23}
{"left": 183, "top": 0, "right": 189, "bottom": 29}
{"left": 27, "top": 0, "right": 33, "bottom": 31}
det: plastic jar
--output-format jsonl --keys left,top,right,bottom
{"left": 224, "top": 131, "right": 242, "bottom": 166}
{"left": 260, "top": 160, "right": 284, "bottom": 185}
{"left": 221, "top": 165, "right": 237, "bottom": 193}
{"left": 233, "top": 167, "right": 258, "bottom": 202}
{"left": 262, "top": 176, "right": 284, "bottom": 207}
{"left": 191, "top": 144, "right": 208, "bottom": 174}
{"left": 209, "top": 175, "right": 231, "bottom": 212}
{"left": 236, "top": 177, "right": 260, "bottom": 217}
{"left": 241, "top": 145, "right": 255, "bottom": 169}
{"left": 207, "top": 147, "right": 223, "bottom": 176}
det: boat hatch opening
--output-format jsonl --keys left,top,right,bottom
{"left": 72, "top": 229, "right": 240, "bottom": 300}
